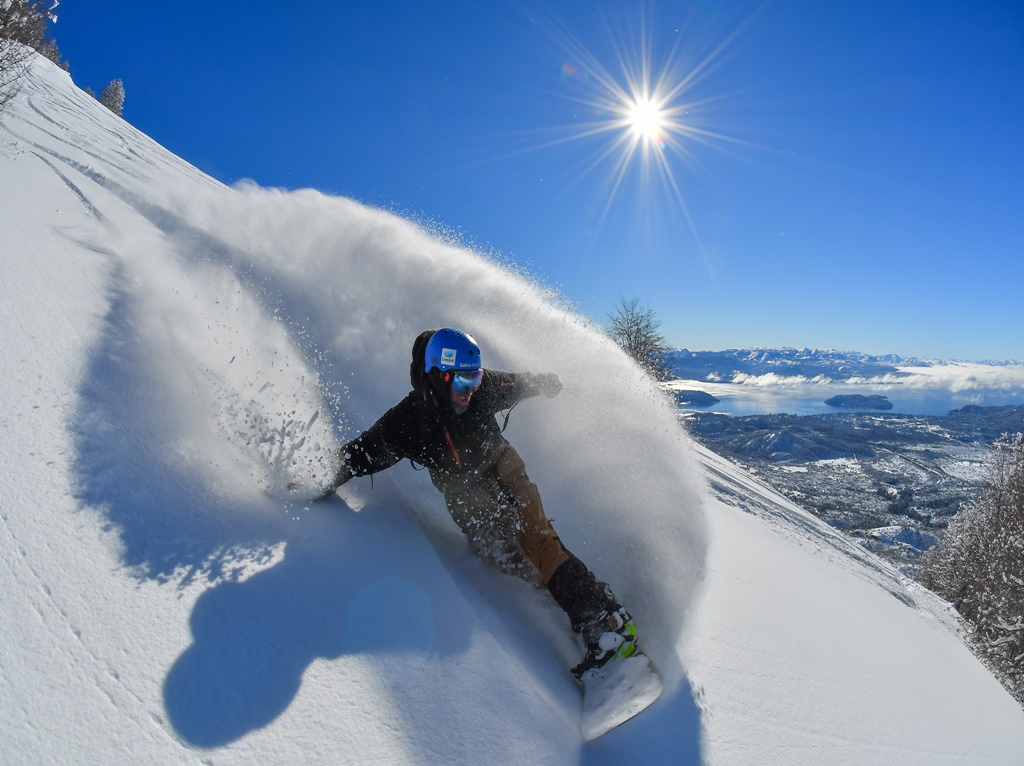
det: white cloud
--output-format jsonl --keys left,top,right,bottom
{"left": 893, "top": 363, "right": 1024, "bottom": 393}
{"left": 727, "top": 364, "right": 1024, "bottom": 394}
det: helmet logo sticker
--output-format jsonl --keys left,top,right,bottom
{"left": 441, "top": 347, "right": 457, "bottom": 367}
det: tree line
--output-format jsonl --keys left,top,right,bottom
{"left": 922, "top": 433, "right": 1024, "bottom": 706}
{"left": 1, "top": 1, "right": 124, "bottom": 117}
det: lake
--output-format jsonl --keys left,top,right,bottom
{"left": 669, "top": 380, "right": 1024, "bottom": 418}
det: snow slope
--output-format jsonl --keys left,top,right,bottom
{"left": 1, "top": 55, "right": 1022, "bottom": 765}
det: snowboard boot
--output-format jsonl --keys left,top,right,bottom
{"left": 571, "top": 603, "right": 638, "bottom": 681}
{"left": 545, "top": 553, "right": 640, "bottom": 682}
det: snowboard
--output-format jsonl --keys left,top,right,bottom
{"left": 579, "top": 648, "right": 664, "bottom": 740}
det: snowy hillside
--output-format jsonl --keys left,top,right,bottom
{"left": 2, "top": 55, "right": 1023, "bottom": 765}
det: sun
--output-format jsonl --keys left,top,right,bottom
{"left": 626, "top": 95, "right": 667, "bottom": 143}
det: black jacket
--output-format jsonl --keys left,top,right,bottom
{"left": 341, "top": 370, "right": 543, "bottom": 478}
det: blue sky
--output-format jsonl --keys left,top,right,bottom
{"left": 52, "top": 1, "right": 1022, "bottom": 361}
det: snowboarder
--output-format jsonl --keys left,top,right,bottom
{"left": 312, "top": 327, "right": 640, "bottom": 681}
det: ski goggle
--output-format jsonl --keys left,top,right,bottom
{"left": 447, "top": 368, "right": 483, "bottom": 394}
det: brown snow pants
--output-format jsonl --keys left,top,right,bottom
{"left": 430, "top": 445, "right": 570, "bottom": 583}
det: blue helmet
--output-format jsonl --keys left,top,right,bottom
{"left": 424, "top": 328, "right": 481, "bottom": 373}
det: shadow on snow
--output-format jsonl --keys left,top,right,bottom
{"left": 70, "top": 262, "right": 467, "bottom": 747}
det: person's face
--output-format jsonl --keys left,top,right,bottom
{"left": 447, "top": 368, "right": 482, "bottom": 414}
{"left": 451, "top": 387, "right": 472, "bottom": 414}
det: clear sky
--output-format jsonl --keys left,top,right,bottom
{"left": 51, "top": 1, "right": 1023, "bottom": 361}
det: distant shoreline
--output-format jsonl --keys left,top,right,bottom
{"left": 664, "top": 378, "right": 1024, "bottom": 418}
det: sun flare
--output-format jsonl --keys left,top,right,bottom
{"left": 512, "top": 7, "right": 750, "bottom": 247}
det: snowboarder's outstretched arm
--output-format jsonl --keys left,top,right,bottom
{"left": 473, "top": 370, "right": 562, "bottom": 412}
{"left": 335, "top": 399, "right": 418, "bottom": 482}
{"left": 294, "top": 399, "right": 417, "bottom": 499}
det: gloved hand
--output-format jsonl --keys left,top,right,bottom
{"left": 288, "top": 459, "right": 353, "bottom": 501}
{"left": 334, "top": 461, "right": 354, "bottom": 489}
{"left": 535, "top": 372, "right": 563, "bottom": 399}
{"left": 317, "top": 461, "right": 354, "bottom": 499}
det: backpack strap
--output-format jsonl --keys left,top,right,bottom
{"left": 499, "top": 401, "right": 519, "bottom": 433}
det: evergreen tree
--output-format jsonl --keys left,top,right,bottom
{"left": 922, "top": 432, "right": 1024, "bottom": 705}
{"left": 37, "top": 35, "right": 59, "bottom": 65}
{"left": 99, "top": 78, "right": 124, "bottom": 116}
{"left": 606, "top": 297, "right": 675, "bottom": 381}
{"left": 0, "top": 0, "right": 51, "bottom": 47}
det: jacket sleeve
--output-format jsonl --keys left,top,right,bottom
{"left": 474, "top": 370, "right": 543, "bottom": 414}
{"left": 340, "top": 399, "right": 416, "bottom": 478}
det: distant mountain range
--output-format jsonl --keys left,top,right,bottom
{"left": 665, "top": 348, "right": 1017, "bottom": 382}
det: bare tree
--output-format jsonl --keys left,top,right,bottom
{"left": 0, "top": 0, "right": 58, "bottom": 115}
{"left": 606, "top": 297, "right": 675, "bottom": 381}
{"left": 0, "top": 37, "right": 30, "bottom": 113}
{"left": 922, "top": 432, "right": 1024, "bottom": 705}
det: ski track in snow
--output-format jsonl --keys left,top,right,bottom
{"left": 3, "top": 55, "right": 1023, "bottom": 766}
